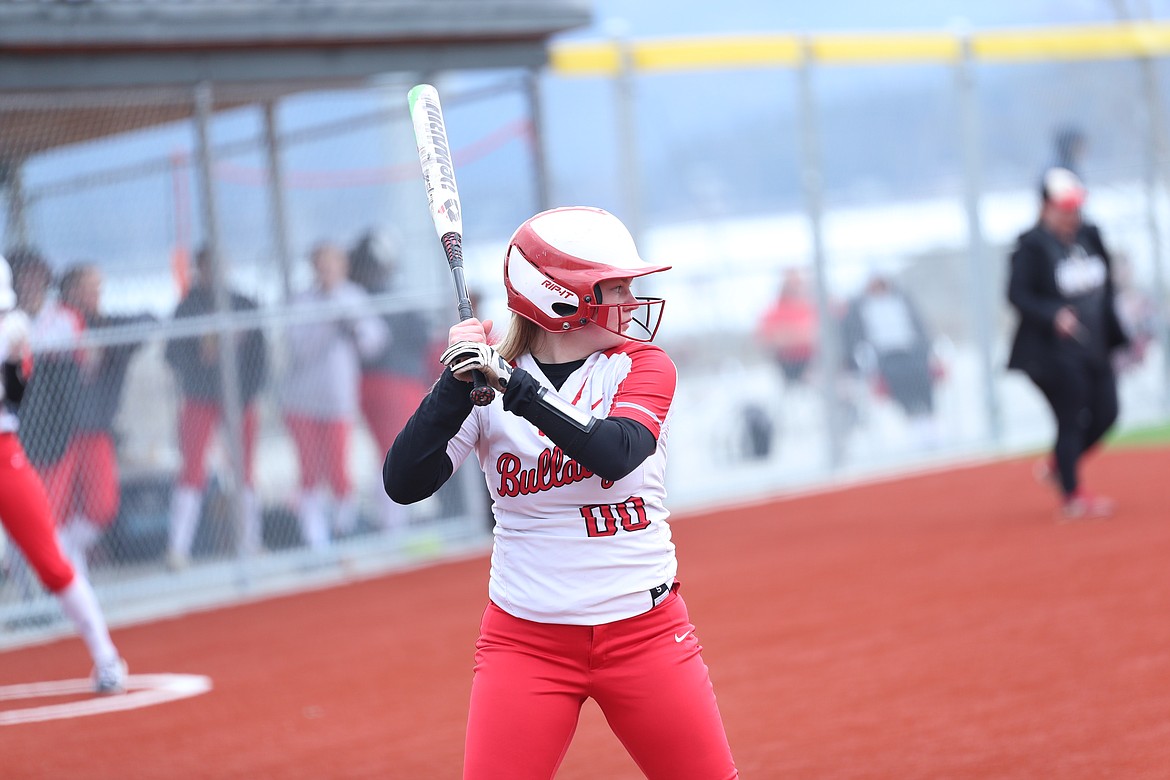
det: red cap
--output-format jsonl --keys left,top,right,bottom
{"left": 1042, "top": 167, "right": 1087, "bottom": 211}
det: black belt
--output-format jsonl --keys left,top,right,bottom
{"left": 649, "top": 580, "right": 674, "bottom": 608}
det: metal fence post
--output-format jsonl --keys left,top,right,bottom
{"left": 523, "top": 67, "right": 551, "bottom": 213}
{"left": 798, "top": 39, "right": 846, "bottom": 471}
{"left": 193, "top": 81, "right": 250, "bottom": 564}
{"left": 1137, "top": 49, "right": 1170, "bottom": 415}
{"left": 262, "top": 100, "right": 294, "bottom": 305}
{"left": 614, "top": 32, "right": 643, "bottom": 246}
{"left": 1, "top": 158, "right": 29, "bottom": 247}
{"left": 956, "top": 33, "right": 1002, "bottom": 445}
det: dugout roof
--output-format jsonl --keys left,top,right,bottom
{"left": 0, "top": 0, "right": 592, "bottom": 160}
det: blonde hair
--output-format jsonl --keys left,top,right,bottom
{"left": 496, "top": 314, "right": 547, "bottom": 362}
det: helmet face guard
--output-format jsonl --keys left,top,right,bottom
{"left": 503, "top": 207, "right": 670, "bottom": 343}
{"left": 591, "top": 296, "right": 667, "bottom": 343}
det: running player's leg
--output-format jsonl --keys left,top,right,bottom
{"left": 593, "top": 592, "right": 738, "bottom": 780}
{"left": 464, "top": 603, "right": 588, "bottom": 780}
{"left": 0, "top": 436, "right": 74, "bottom": 592}
{"left": 0, "top": 435, "right": 120, "bottom": 673}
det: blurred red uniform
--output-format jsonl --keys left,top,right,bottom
{"left": 756, "top": 268, "right": 817, "bottom": 385}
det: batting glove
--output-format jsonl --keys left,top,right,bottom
{"left": 440, "top": 340, "right": 513, "bottom": 392}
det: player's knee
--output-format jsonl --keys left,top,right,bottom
{"left": 38, "top": 560, "right": 76, "bottom": 593}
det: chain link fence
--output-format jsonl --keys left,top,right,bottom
{"left": 2, "top": 27, "right": 1169, "bottom": 645}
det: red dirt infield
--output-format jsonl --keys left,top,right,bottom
{"left": 2, "top": 446, "right": 1168, "bottom": 778}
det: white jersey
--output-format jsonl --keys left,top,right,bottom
{"left": 0, "top": 311, "right": 21, "bottom": 433}
{"left": 0, "top": 308, "right": 61, "bottom": 437}
{"left": 281, "top": 281, "right": 389, "bottom": 420}
{"left": 446, "top": 340, "right": 677, "bottom": 625}
{"left": 29, "top": 301, "right": 82, "bottom": 352}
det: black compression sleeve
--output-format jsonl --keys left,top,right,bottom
{"left": 383, "top": 369, "right": 475, "bottom": 504}
{"left": 501, "top": 367, "right": 657, "bottom": 482}
{"left": 2, "top": 361, "right": 26, "bottom": 405}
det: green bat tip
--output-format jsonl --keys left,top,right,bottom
{"left": 407, "top": 84, "right": 434, "bottom": 106}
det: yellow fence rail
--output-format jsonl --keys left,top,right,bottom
{"left": 550, "top": 21, "right": 1170, "bottom": 75}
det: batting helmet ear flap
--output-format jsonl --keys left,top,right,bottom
{"left": 504, "top": 243, "right": 584, "bottom": 332}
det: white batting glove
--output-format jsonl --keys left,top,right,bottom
{"left": 440, "top": 340, "right": 513, "bottom": 392}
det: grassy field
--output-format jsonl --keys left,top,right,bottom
{"left": 1111, "top": 420, "right": 1170, "bottom": 448}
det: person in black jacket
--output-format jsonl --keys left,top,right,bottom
{"left": 164, "top": 247, "right": 268, "bottom": 569}
{"left": 1007, "top": 168, "right": 1129, "bottom": 520}
{"left": 51, "top": 263, "right": 155, "bottom": 578}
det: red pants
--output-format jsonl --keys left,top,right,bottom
{"left": 176, "top": 399, "right": 259, "bottom": 488}
{"left": 41, "top": 432, "right": 120, "bottom": 528}
{"left": 0, "top": 433, "right": 75, "bottom": 593}
{"left": 283, "top": 414, "right": 351, "bottom": 495}
{"left": 359, "top": 372, "right": 428, "bottom": 454}
{"left": 464, "top": 587, "right": 738, "bottom": 780}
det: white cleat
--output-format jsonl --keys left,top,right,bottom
{"left": 92, "top": 658, "right": 128, "bottom": 695}
{"left": 166, "top": 551, "right": 191, "bottom": 572}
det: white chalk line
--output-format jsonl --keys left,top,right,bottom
{"left": 0, "top": 674, "right": 213, "bottom": 725}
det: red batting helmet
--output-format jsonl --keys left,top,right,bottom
{"left": 503, "top": 206, "right": 670, "bottom": 342}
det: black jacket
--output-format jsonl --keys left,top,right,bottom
{"left": 18, "top": 353, "right": 81, "bottom": 466}
{"left": 76, "top": 313, "right": 154, "bottom": 433}
{"left": 1006, "top": 222, "right": 1128, "bottom": 382}
{"left": 165, "top": 286, "right": 268, "bottom": 405}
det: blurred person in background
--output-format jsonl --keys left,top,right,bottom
{"left": 347, "top": 230, "right": 436, "bottom": 534}
{"left": 3, "top": 247, "right": 81, "bottom": 599}
{"left": 164, "top": 246, "right": 269, "bottom": 570}
{"left": 7, "top": 247, "right": 82, "bottom": 477}
{"left": 1007, "top": 167, "right": 1129, "bottom": 521}
{"left": 49, "top": 263, "right": 154, "bottom": 578}
{"left": 282, "top": 241, "right": 388, "bottom": 551}
{"left": 384, "top": 206, "right": 738, "bottom": 779}
{"left": 842, "top": 269, "right": 942, "bottom": 448}
{"left": 755, "top": 266, "right": 817, "bottom": 387}
{"left": 0, "top": 254, "right": 127, "bottom": 694}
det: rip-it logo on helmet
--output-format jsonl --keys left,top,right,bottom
{"left": 503, "top": 206, "right": 671, "bottom": 342}
{"left": 540, "top": 279, "right": 575, "bottom": 300}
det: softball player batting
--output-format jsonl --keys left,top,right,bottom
{"left": 0, "top": 254, "right": 127, "bottom": 694}
{"left": 385, "top": 207, "right": 737, "bottom": 779}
